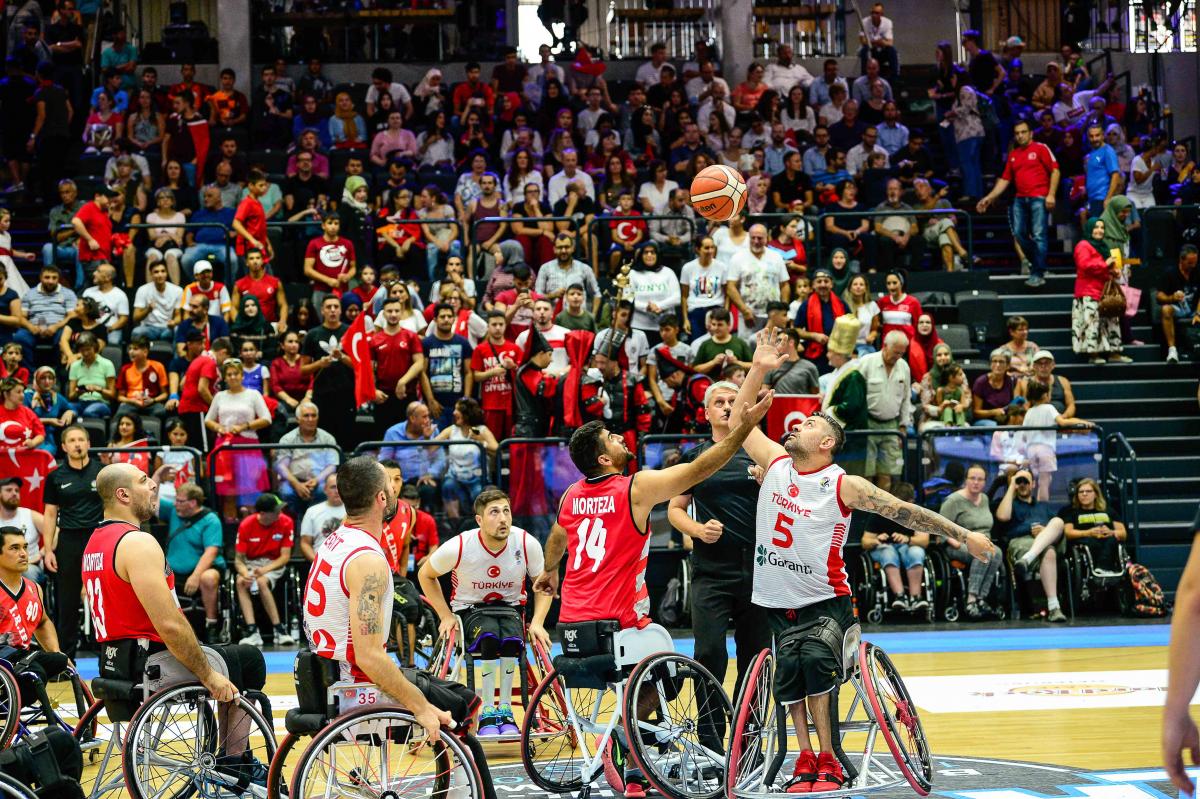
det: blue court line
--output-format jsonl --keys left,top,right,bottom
{"left": 69, "top": 623, "right": 1169, "bottom": 679}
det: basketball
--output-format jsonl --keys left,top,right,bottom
{"left": 690, "top": 165, "right": 748, "bottom": 222}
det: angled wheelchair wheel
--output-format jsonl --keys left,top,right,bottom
{"left": 726, "top": 649, "right": 778, "bottom": 798}
{"left": 521, "top": 669, "right": 600, "bottom": 793}
{"left": 266, "top": 732, "right": 303, "bottom": 799}
{"left": 0, "top": 773, "right": 36, "bottom": 799}
{"left": 122, "top": 683, "right": 277, "bottom": 799}
{"left": 410, "top": 598, "right": 441, "bottom": 671}
{"left": 74, "top": 698, "right": 129, "bottom": 799}
{"left": 859, "top": 642, "right": 932, "bottom": 796}
{"left": 623, "top": 653, "right": 731, "bottom": 799}
{"left": 0, "top": 662, "right": 20, "bottom": 750}
{"left": 290, "top": 707, "right": 484, "bottom": 799}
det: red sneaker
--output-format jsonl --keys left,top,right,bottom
{"left": 623, "top": 779, "right": 647, "bottom": 799}
{"left": 811, "top": 752, "right": 845, "bottom": 792}
{"left": 785, "top": 750, "right": 818, "bottom": 794}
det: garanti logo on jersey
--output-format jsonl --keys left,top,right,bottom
{"left": 755, "top": 543, "right": 813, "bottom": 574}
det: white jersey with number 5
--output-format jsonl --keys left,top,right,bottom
{"left": 752, "top": 457, "right": 851, "bottom": 609}
{"left": 427, "top": 526, "right": 545, "bottom": 611}
{"left": 303, "top": 523, "right": 393, "bottom": 681}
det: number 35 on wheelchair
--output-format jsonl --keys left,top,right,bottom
{"left": 726, "top": 623, "right": 934, "bottom": 798}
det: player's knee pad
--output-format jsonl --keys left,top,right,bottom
{"left": 498, "top": 637, "right": 523, "bottom": 658}
{"left": 471, "top": 635, "right": 501, "bottom": 660}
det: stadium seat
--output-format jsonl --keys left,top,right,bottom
{"left": 937, "top": 323, "right": 978, "bottom": 359}
{"left": 953, "top": 289, "right": 1000, "bottom": 303}
{"left": 79, "top": 417, "right": 108, "bottom": 448}
{"left": 330, "top": 149, "right": 368, "bottom": 175}
{"left": 148, "top": 341, "right": 174, "bottom": 365}
{"left": 101, "top": 344, "right": 123, "bottom": 368}
{"left": 142, "top": 416, "right": 163, "bottom": 445}
{"left": 248, "top": 149, "right": 289, "bottom": 175}
{"left": 955, "top": 297, "right": 1007, "bottom": 349}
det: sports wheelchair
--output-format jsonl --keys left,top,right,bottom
{"left": 0, "top": 653, "right": 96, "bottom": 753}
{"left": 0, "top": 772, "right": 35, "bottom": 799}
{"left": 428, "top": 604, "right": 555, "bottom": 743}
{"left": 1064, "top": 540, "right": 1131, "bottom": 616}
{"left": 726, "top": 623, "right": 933, "bottom": 799}
{"left": 73, "top": 647, "right": 277, "bottom": 799}
{"left": 853, "top": 551, "right": 936, "bottom": 624}
{"left": 520, "top": 621, "right": 732, "bottom": 799}
{"left": 928, "top": 547, "right": 1010, "bottom": 622}
{"left": 265, "top": 650, "right": 488, "bottom": 799}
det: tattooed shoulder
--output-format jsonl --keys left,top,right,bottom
{"left": 356, "top": 569, "right": 385, "bottom": 636}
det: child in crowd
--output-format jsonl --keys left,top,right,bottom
{"left": 936, "top": 364, "right": 970, "bottom": 427}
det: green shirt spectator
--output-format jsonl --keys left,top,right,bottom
{"left": 100, "top": 32, "right": 139, "bottom": 92}
{"left": 67, "top": 351, "right": 115, "bottom": 403}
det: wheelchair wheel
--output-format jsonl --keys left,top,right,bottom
{"left": 521, "top": 670, "right": 611, "bottom": 793}
{"left": 623, "top": 653, "right": 730, "bottom": 799}
{"left": 266, "top": 732, "right": 303, "bottom": 799}
{"left": 409, "top": 599, "right": 441, "bottom": 671}
{"left": 859, "top": 643, "right": 932, "bottom": 796}
{"left": 74, "top": 699, "right": 127, "bottom": 799}
{"left": 123, "top": 683, "right": 277, "bottom": 799}
{"left": 0, "top": 773, "right": 36, "bottom": 799}
{"left": 0, "top": 663, "right": 20, "bottom": 750}
{"left": 726, "top": 649, "right": 778, "bottom": 798}
{"left": 290, "top": 707, "right": 484, "bottom": 799}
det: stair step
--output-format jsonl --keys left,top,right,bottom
{"left": 1006, "top": 361, "right": 1181, "bottom": 381}
{"left": 1091, "top": 416, "right": 1200, "bottom": 437}
{"left": 1072, "top": 379, "right": 1196, "bottom": 400}
{"left": 1135, "top": 475, "right": 1200, "bottom": 497}
{"left": 1122, "top": 436, "right": 1200, "bottom": 457}
{"left": 1082, "top": 396, "right": 1197, "bottom": 417}
{"left": 1026, "top": 327, "right": 1154, "bottom": 349}
{"left": 1135, "top": 456, "right": 1200, "bottom": 479}
{"left": 1133, "top": 497, "right": 1200, "bottom": 523}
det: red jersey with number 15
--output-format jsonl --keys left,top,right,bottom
{"left": 0, "top": 577, "right": 45, "bottom": 651}
{"left": 556, "top": 473, "right": 650, "bottom": 630}
{"left": 82, "top": 520, "right": 177, "bottom": 643}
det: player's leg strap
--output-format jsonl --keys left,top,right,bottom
{"left": 776, "top": 617, "right": 843, "bottom": 667}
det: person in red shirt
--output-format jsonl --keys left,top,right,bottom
{"left": 607, "top": 190, "right": 647, "bottom": 274}
{"left": 0, "top": 376, "right": 46, "bottom": 449}
{"left": 371, "top": 297, "right": 425, "bottom": 437}
{"left": 72, "top": 185, "right": 118, "bottom": 281}
{"left": 452, "top": 62, "right": 496, "bottom": 118}
{"left": 303, "top": 215, "right": 357, "bottom": 302}
{"left": 876, "top": 269, "right": 923, "bottom": 344}
{"left": 233, "top": 492, "right": 295, "bottom": 646}
{"left": 0, "top": 526, "right": 60, "bottom": 659}
{"left": 232, "top": 249, "right": 287, "bottom": 328}
{"left": 470, "top": 312, "right": 521, "bottom": 439}
{"left": 976, "top": 119, "right": 1060, "bottom": 288}
{"left": 232, "top": 170, "right": 273, "bottom": 263}
{"left": 207, "top": 68, "right": 249, "bottom": 128}
{"left": 168, "top": 63, "right": 212, "bottom": 108}
{"left": 492, "top": 266, "right": 542, "bottom": 341}
{"left": 177, "top": 337, "right": 232, "bottom": 449}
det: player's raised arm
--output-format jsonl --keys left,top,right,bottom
{"left": 839, "top": 474, "right": 995, "bottom": 561}
{"left": 631, "top": 389, "right": 775, "bottom": 516}
{"left": 729, "top": 326, "right": 790, "bottom": 468}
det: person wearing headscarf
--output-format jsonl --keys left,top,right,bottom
{"left": 329, "top": 91, "right": 366, "bottom": 149}
{"left": 1098, "top": 194, "right": 1134, "bottom": 256}
{"left": 413, "top": 68, "right": 448, "bottom": 125}
{"left": 230, "top": 294, "right": 275, "bottom": 359}
{"left": 338, "top": 174, "right": 372, "bottom": 257}
{"left": 1071, "top": 216, "right": 1128, "bottom": 363}
{"left": 627, "top": 242, "right": 681, "bottom": 343}
{"left": 907, "top": 312, "right": 942, "bottom": 383}
{"left": 797, "top": 266, "right": 847, "bottom": 374}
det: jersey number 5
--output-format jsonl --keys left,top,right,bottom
{"left": 772, "top": 512, "right": 794, "bottom": 548}
{"left": 572, "top": 517, "right": 608, "bottom": 573}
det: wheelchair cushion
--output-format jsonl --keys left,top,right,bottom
{"left": 552, "top": 653, "right": 618, "bottom": 690}
{"left": 292, "top": 650, "right": 340, "bottom": 715}
{"left": 284, "top": 709, "right": 329, "bottom": 735}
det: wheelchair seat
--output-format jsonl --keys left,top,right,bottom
{"left": 613, "top": 623, "right": 673, "bottom": 669}
{"left": 89, "top": 677, "right": 141, "bottom": 724}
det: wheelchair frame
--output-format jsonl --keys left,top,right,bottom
{"left": 726, "top": 625, "right": 933, "bottom": 799}
{"left": 855, "top": 551, "right": 936, "bottom": 624}
{"left": 929, "top": 547, "right": 1011, "bottom": 623}
{"left": 0, "top": 656, "right": 97, "bottom": 754}
{"left": 429, "top": 604, "right": 556, "bottom": 743}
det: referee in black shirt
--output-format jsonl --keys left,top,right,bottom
{"left": 668, "top": 380, "right": 770, "bottom": 741}
{"left": 41, "top": 424, "right": 105, "bottom": 660}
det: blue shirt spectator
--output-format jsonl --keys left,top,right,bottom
{"left": 174, "top": 314, "right": 229, "bottom": 350}
{"left": 159, "top": 495, "right": 226, "bottom": 575}
{"left": 877, "top": 121, "right": 909, "bottom": 158}
{"left": 994, "top": 494, "right": 1056, "bottom": 539}
{"left": 803, "top": 145, "right": 831, "bottom": 177}
{"left": 190, "top": 205, "right": 236, "bottom": 245}
{"left": 1084, "top": 134, "right": 1120, "bottom": 206}
{"left": 380, "top": 410, "right": 446, "bottom": 483}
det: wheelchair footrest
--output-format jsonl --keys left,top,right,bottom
{"left": 285, "top": 709, "right": 329, "bottom": 736}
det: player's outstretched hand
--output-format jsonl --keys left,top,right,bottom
{"left": 752, "top": 327, "right": 788, "bottom": 371}
{"left": 964, "top": 530, "right": 995, "bottom": 562}
{"left": 1164, "top": 706, "right": 1200, "bottom": 794}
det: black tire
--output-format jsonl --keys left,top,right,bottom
{"left": 0, "top": 663, "right": 19, "bottom": 751}
{"left": 266, "top": 732, "right": 302, "bottom": 799}
{"left": 123, "top": 683, "right": 277, "bottom": 799}
{"left": 290, "top": 707, "right": 483, "bottom": 799}
{"left": 521, "top": 670, "right": 610, "bottom": 793}
{"left": 0, "top": 773, "right": 36, "bottom": 799}
{"left": 859, "top": 643, "right": 933, "bottom": 796}
{"left": 623, "top": 653, "right": 731, "bottom": 799}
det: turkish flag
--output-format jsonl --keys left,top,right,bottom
{"left": 0, "top": 448, "right": 57, "bottom": 511}
{"left": 341, "top": 311, "right": 376, "bottom": 410}
{"left": 765, "top": 395, "right": 822, "bottom": 442}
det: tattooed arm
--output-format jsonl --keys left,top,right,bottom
{"left": 839, "top": 474, "right": 996, "bottom": 561}
{"left": 344, "top": 553, "right": 452, "bottom": 740}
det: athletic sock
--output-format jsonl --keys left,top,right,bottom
{"left": 479, "top": 660, "right": 497, "bottom": 706}
{"left": 499, "top": 657, "right": 518, "bottom": 709}
{"left": 1047, "top": 597, "right": 1061, "bottom": 612}
{"left": 1019, "top": 552, "right": 1035, "bottom": 566}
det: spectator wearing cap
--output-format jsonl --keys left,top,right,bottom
{"left": 1001, "top": 35, "right": 1025, "bottom": 71}
{"left": 183, "top": 185, "right": 238, "bottom": 280}
{"left": 181, "top": 260, "right": 233, "bottom": 323}
{"left": 234, "top": 492, "right": 296, "bottom": 647}
{"left": 157, "top": 481, "right": 226, "bottom": 643}
{"left": 275, "top": 400, "right": 339, "bottom": 517}
{"left": 70, "top": 184, "right": 118, "bottom": 288}
{"left": 1026, "top": 350, "right": 1076, "bottom": 417}
{"left": 15, "top": 264, "right": 76, "bottom": 368}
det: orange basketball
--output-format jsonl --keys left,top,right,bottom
{"left": 690, "top": 165, "right": 748, "bottom": 222}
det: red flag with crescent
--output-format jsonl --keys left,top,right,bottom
{"left": 765, "top": 395, "right": 822, "bottom": 441}
{"left": 0, "top": 448, "right": 57, "bottom": 511}
{"left": 341, "top": 311, "right": 376, "bottom": 410}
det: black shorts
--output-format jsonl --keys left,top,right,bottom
{"left": 98, "top": 639, "right": 265, "bottom": 692}
{"left": 456, "top": 604, "right": 523, "bottom": 657}
{"left": 402, "top": 667, "right": 482, "bottom": 727}
{"left": 766, "top": 596, "right": 855, "bottom": 704}
{"left": 393, "top": 578, "right": 422, "bottom": 625}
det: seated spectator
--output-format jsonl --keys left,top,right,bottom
{"left": 207, "top": 68, "right": 249, "bottom": 128}
{"left": 917, "top": 343, "right": 958, "bottom": 429}
{"left": 234, "top": 493, "right": 295, "bottom": 646}
{"left": 232, "top": 249, "right": 288, "bottom": 332}
{"left": 80, "top": 264, "right": 127, "bottom": 345}
{"left": 16, "top": 265, "right": 76, "bottom": 367}
{"left": 156, "top": 158, "right": 199, "bottom": 218}
{"left": 429, "top": 255, "right": 477, "bottom": 310}
{"left": 181, "top": 260, "right": 233, "bottom": 323}
{"left": 764, "top": 327, "right": 820, "bottom": 393}
{"left": 126, "top": 89, "right": 165, "bottom": 153}
{"left": 692, "top": 307, "right": 752, "bottom": 375}
{"left": 416, "top": 111, "right": 455, "bottom": 171}
{"left": 158, "top": 481, "right": 227, "bottom": 643}
{"left": 269, "top": 330, "right": 311, "bottom": 418}
{"left": 432, "top": 397, "right": 498, "bottom": 519}
{"left": 972, "top": 350, "right": 1023, "bottom": 426}
{"left": 66, "top": 332, "right": 114, "bottom": 417}
{"left": 2, "top": 343, "right": 27, "bottom": 384}
{"left": 42, "top": 180, "right": 82, "bottom": 271}
{"left": 286, "top": 128, "right": 331, "bottom": 178}
{"left": 555, "top": 284, "right": 596, "bottom": 332}
{"left": 862, "top": 482, "right": 928, "bottom": 612}
{"left": 370, "top": 110, "right": 418, "bottom": 166}
{"left": 1156, "top": 244, "right": 1199, "bottom": 364}
{"left": 292, "top": 93, "right": 331, "bottom": 149}
{"left": 83, "top": 89, "right": 123, "bottom": 154}
{"left": 175, "top": 294, "right": 229, "bottom": 356}
{"left": 298, "top": 472, "right": 345, "bottom": 561}
{"left": 999, "top": 315, "right": 1039, "bottom": 375}
{"left": 628, "top": 242, "right": 680, "bottom": 343}
{"left": 996, "top": 468, "right": 1068, "bottom": 622}
{"left": 114, "top": 335, "right": 168, "bottom": 418}
{"left": 205, "top": 357, "right": 271, "bottom": 519}
{"left": 1062, "top": 477, "right": 1127, "bottom": 573}
{"left": 59, "top": 296, "right": 107, "bottom": 364}
{"left": 131, "top": 261, "right": 184, "bottom": 341}
{"left": 275, "top": 400, "right": 338, "bottom": 516}
{"left": 637, "top": 160, "right": 679, "bottom": 215}
{"left": 381, "top": 401, "right": 446, "bottom": 510}
{"left": 144, "top": 187, "right": 186, "bottom": 283}
{"left": 873, "top": 179, "right": 921, "bottom": 271}
{"left": 24, "top": 366, "right": 73, "bottom": 454}
{"left": 938, "top": 464, "right": 1002, "bottom": 619}
{"left": 367, "top": 66, "right": 415, "bottom": 120}
{"left": 418, "top": 185, "right": 461, "bottom": 279}
{"left": 911, "top": 177, "right": 969, "bottom": 271}
{"left": 607, "top": 190, "right": 647, "bottom": 275}
{"left": 104, "top": 411, "right": 150, "bottom": 470}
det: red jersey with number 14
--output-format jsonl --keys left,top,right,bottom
{"left": 0, "top": 577, "right": 45, "bottom": 651}
{"left": 82, "top": 520, "right": 177, "bottom": 643}
{"left": 556, "top": 473, "right": 650, "bottom": 630}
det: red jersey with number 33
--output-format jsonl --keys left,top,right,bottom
{"left": 0, "top": 577, "right": 45, "bottom": 651}
{"left": 556, "top": 473, "right": 651, "bottom": 630}
{"left": 82, "top": 520, "right": 177, "bottom": 643}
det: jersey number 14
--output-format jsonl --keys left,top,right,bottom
{"left": 573, "top": 517, "right": 608, "bottom": 573}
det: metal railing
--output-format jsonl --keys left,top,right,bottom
{"left": 1102, "top": 432, "right": 1140, "bottom": 553}
{"left": 586, "top": 213, "right": 699, "bottom": 264}
{"left": 997, "top": 0, "right": 1061, "bottom": 52}
{"left": 468, "top": 215, "right": 579, "bottom": 247}
{"left": 602, "top": 0, "right": 718, "bottom": 61}
{"left": 814, "top": 208, "right": 974, "bottom": 272}
{"left": 127, "top": 221, "right": 235, "bottom": 285}
{"left": 91, "top": 444, "right": 205, "bottom": 483}
{"left": 205, "top": 440, "right": 343, "bottom": 511}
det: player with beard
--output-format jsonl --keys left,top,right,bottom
{"left": 0, "top": 477, "right": 44, "bottom": 584}
{"left": 535, "top": 387, "right": 775, "bottom": 797}
{"left": 728, "top": 328, "right": 994, "bottom": 794}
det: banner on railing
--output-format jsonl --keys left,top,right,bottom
{"left": 766, "top": 394, "right": 822, "bottom": 441}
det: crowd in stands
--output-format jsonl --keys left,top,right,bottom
{"left": 0, "top": 1, "right": 1179, "bottom": 642}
